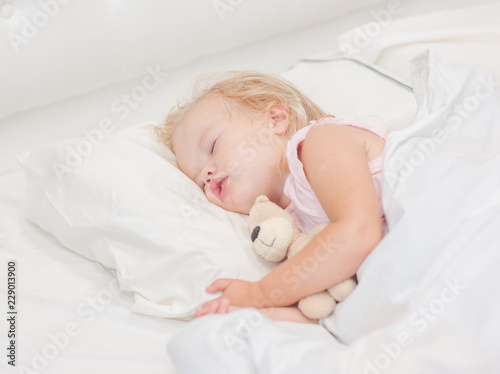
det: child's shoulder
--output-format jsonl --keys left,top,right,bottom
{"left": 302, "top": 122, "right": 365, "bottom": 155}
{"left": 304, "top": 115, "right": 387, "bottom": 139}
{"left": 300, "top": 116, "right": 386, "bottom": 166}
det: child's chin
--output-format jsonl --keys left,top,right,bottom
{"left": 222, "top": 200, "right": 251, "bottom": 215}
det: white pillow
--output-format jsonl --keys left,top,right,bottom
{"left": 17, "top": 57, "right": 416, "bottom": 319}
{"left": 17, "top": 123, "right": 276, "bottom": 320}
{"left": 281, "top": 56, "right": 417, "bottom": 132}
{"left": 336, "top": 2, "right": 500, "bottom": 83}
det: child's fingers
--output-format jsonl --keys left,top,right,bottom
{"left": 207, "top": 300, "right": 220, "bottom": 315}
{"left": 218, "top": 298, "right": 230, "bottom": 313}
{"left": 194, "top": 300, "right": 218, "bottom": 318}
{"left": 206, "top": 278, "right": 231, "bottom": 294}
{"left": 194, "top": 308, "right": 202, "bottom": 318}
{"left": 194, "top": 298, "right": 238, "bottom": 318}
{"left": 215, "top": 299, "right": 240, "bottom": 314}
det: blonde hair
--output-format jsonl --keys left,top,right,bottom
{"left": 154, "top": 70, "right": 327, "bottom": 172}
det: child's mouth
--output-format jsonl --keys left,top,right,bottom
{"left": 210, "top": 176, "right": 228, "bottom": 201}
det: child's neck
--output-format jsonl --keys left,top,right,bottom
{"left": 278, "top": 193, "right": 291, "bottom": 210}
{"left": 277, "top": 172, "right": 291, "bottom": 210}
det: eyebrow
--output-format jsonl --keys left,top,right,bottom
{"left": 197, "top": 123, "right": 215, "bottom": 151}
{"left": 197, "top": 127, "right": 207, "bottom": 149}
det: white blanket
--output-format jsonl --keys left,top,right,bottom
{"left": 167, "top": 50, "right": 500, "bottom": 373}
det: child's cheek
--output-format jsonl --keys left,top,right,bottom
{"left": 261, "top": 155, "right": 277, "bottom": 169}
{"left": 226, "top": 160, "right": 241, "bottom": 176}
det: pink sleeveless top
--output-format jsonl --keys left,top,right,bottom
{"left": 283, "top": 115, "right": 387, "bottom": 234}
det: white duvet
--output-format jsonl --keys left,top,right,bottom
{"left": 167, "top": 50, "right": 500, "bottom": 373}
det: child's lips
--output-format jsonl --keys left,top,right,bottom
{"left": 209, "top": 176, "right": 228, "bottom": 201}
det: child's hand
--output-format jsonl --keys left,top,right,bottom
{"left": 194, "top": 298, "right": 239, "bottom": 318}
{"left": 195, "top": 278, "right": 266, "bottom": 317}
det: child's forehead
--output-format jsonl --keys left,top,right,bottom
{"left": 192, "top": 96, "right": 262, "bottom": 122}
{"left": 179, "top": 98, "right": 227, "bottom": 135}
{"left": 178, "top": 96, "right": 267, "bottom": 142}
{"left": 176, "top": 98, "right": 227, "bottom": 139}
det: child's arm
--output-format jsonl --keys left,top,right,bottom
{"left": 197, "top": 124, "right": 384, "bottom": 314}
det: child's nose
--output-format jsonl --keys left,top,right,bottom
{"left": 201, "top": 164, "right": 216, "bottom": 184}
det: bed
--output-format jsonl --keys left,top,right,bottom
{"left": 1, "top": 1, "right": 499, "bottom": 373}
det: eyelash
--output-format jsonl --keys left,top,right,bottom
{"left": 210, "top": 138, "right": 217, "bottom": 154}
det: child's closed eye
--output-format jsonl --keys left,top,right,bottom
{"left": 210, "top": 137, "right": 218, "bottom": 154}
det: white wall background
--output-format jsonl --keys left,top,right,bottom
{"left": 0, "top": 0, "right": 497, "bottom": 174}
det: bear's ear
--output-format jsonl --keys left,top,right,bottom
{"left": 249, "top": 195, "right": 271, "bottom": 233}
{"left": 254, "top": 195, "right": 270, "bottom": 204}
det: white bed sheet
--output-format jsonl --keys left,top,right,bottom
{"left": 0, "top": 170, "right": 185, "bottom": 374}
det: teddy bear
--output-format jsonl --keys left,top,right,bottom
{"left": 248, "top": 195, "right": 357, "bottom": 320}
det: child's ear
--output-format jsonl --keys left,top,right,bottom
{"left": 268, "top": 103, "right": 290, "bottom": 135}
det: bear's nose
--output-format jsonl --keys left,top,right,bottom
{"left": 251, "top": 226, "right": 260, "bottom": 242}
